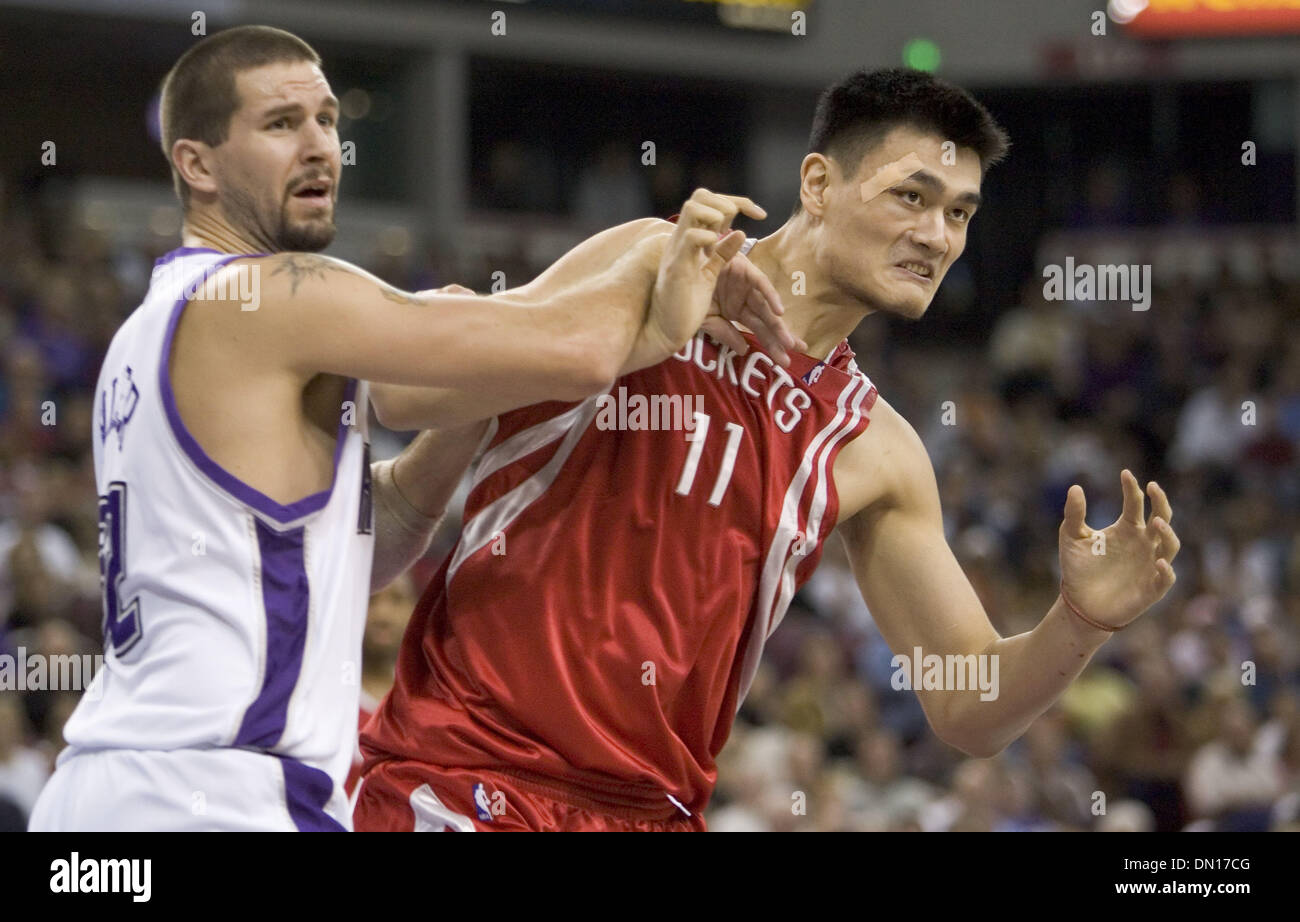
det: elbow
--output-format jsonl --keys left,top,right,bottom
{"left": 370, "top": 386, "right": 433, "bottom": 432}
{"left": 922, "top": 661, "right": 1013, "bottom": 759}
{"left": 371, "top": 390, "right": 405, "bottom": 429}
{"left": 931, "top": 705, "right": 1009, "bottom": 759}
{"left": 942, "top": 731, "right": 1007, "bottom": 760}
{"left": 372, "top": 407, "right": 412, "bottom": 433}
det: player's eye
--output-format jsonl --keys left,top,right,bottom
{"left": 268, "top": 117, "right": 290, "bottom": 130}
{"left": 896, "top": 189, "right": 922, "bottom": 206}
{"left": 318, "top": 115, "right": 336, "bottom": 127}
{"left": 950, "top": 208, "right": 970, "bottom": 223}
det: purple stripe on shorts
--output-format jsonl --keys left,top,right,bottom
{"left": 280, "top": 757, "right": 346, "bottom": 832}
{"left": 234, "top": 519, "right": 310, "bottom": 749}
{"left": 157, "top": 251, "right": 358, "bottom": 525}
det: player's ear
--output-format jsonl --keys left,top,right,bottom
{"left": 173, "top": 139, "right": 219, "bottom": 200}
{"left": 798, "top": 152, "right": 832, "bottom": 219}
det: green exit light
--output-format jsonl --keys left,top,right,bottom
{"left": 903, "top": 38, "right": 942, "bottom": 72}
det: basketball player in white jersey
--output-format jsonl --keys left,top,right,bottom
{"left": 28, "top": 25, "right": 795, "bottom": 831}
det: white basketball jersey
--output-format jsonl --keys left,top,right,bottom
{"left": 63, "top": 247, "right": 374, "bottom": 827}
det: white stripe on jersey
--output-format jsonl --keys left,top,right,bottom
{"left": 471, "top": 398, "right": 595, "bottom": 491}
{"left": 766, "top": 374, "right": 873, "bottom": 639}
{"left": 735, "top": 372, "right": 870, "bottom": 707}
{"left": 448, "top": 393, "right": 601, "bottom": 581}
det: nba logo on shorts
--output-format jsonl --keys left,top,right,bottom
{"left": 473, "top": 783, "right": 493, "bottom": 822}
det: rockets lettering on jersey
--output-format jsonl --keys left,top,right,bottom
{"left": 669, "top": 335, "right": 812, "bottom": 433}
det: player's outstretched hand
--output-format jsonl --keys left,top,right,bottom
{"left": 701, "top": 250, "right": 806, "bottom": 366}
{"left": 1058, "top": 470, "right": 1181, "bottom": 631}
{"left": 641, "top": 189, "right": 799, "bottom": 367}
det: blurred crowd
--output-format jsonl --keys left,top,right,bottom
{"left": 476, "top": 137, "right": 739, "bottom": 232}
{"left": 1, "top": 173, "right": 1297, "bottom": 832}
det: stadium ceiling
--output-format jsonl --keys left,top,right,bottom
{"left": 2, "top": 0, "right": 1300, "bottom": 85}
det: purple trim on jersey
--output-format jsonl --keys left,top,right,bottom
{"left": 235, "top": 519, "right": 310, "bottom": 749}
{"left": 153, "top": 246, "right": 223, "bottom": 270}
{"left": 279, "top": 757, "right": 346, "bottom": 832}
{"left": 157, "top": 252, "right": 359, "bottom": 524}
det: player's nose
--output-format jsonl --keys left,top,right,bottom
{"left": 907, "top": 209, "right": 948, "bottom": 255}
{"left": 299, "top": 118, "right": 336, "bottom": 164}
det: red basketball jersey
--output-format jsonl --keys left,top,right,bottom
{"left": 362, "top": 328, "right": 878, "bottom": 818}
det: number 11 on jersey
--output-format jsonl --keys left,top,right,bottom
{"left": 674, "top": 411, "right": 744, "bottom": 507}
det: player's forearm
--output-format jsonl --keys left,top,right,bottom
{"left": 391, "top": 421, "right": 489, "bottom": 517}
{"left": 506, "top": 218, "right": 669, "bottom": 385}
{"left": 939, "top": 596, "right": 1112, "bottom": 757}
{"left": 368, "top": 274, "right": 653, "bottom": 433}
{"left": 512, "top": 218, "right": 668, "bottom": 303}
{"left": 531, "top": 245, "right": 659, "bottom": 384}
{"left": 371, "top": 273, "right": 646, "bottom": 430}
{"left": 259, "top": 254, "right": 628, "bottom": 400}
{"left": 467, "top": 287, "right": 634, "bottom": 401}
{"left": 446, "top": 258, "right": 652, "bottom": 405}
{"left": 369, "top": 422, "right": 487, "bottom": 591}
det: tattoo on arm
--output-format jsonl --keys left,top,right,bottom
{"left": 270, "top": 253, "right": 424, "bottom": 303}
{"left": 270, "top": 254, "right": 340, "bottom": 296}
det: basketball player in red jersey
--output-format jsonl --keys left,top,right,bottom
{"left": 354, "top": 69, "right": 1182, "bottom": 831}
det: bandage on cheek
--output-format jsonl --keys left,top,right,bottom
{"left": 859, "top": 152, "right": 925, "bottom": 203}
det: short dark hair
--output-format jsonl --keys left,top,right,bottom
{"left": 159, "top": 25, "right": 322, "bottom": 208}
{"left": 807, "top": 67, "right": 1010, "bottom": 180}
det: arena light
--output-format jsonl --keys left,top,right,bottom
{"left": 902, "top": 38, "right": 942, "bottom": 72}
{"left": 341, "top": 88, "right": 372, "bottom": 121}
{"left": 1107, "top": 0, "right": 1148, "bottom": 26}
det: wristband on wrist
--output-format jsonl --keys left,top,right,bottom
{"left": 1060, "top": 580, "right": 1122, "bottom": 633}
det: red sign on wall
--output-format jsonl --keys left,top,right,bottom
{"left": 1126, "top": 1, "right": 1300, "bottom": 36}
